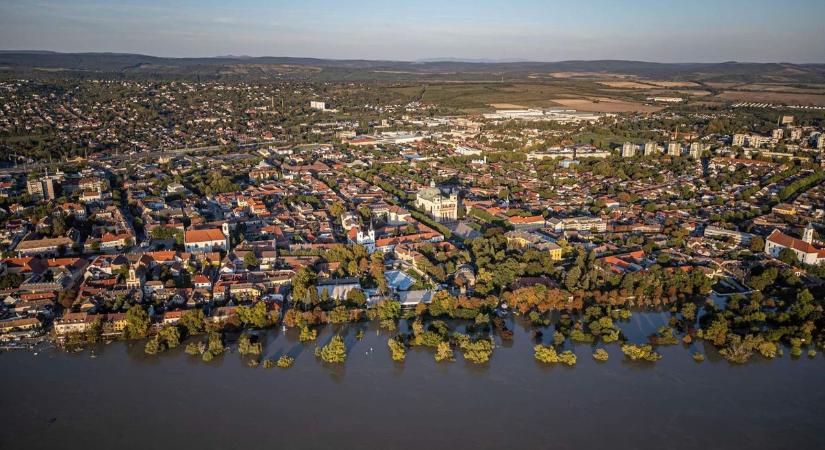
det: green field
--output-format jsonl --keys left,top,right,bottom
{"left": 389, "top": 81, "right": 638, "bottom": 112}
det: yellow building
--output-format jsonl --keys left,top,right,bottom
{"left": 505, "top": 230, "right": 562, "bottom": 260}
{"left": 772, "top": 203, "right": 797, "bottom": 216}
{"left": 548, "top": 245, "right": 562, "bottom": 261}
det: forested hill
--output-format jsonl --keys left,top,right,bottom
{"left": 1, "top": 51, "right": 824, "bottom": 83}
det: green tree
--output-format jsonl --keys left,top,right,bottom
{"left": 276, "top": 355, "right": 295, "bottom": 368}
{"left": 377, "top": 299, "right": 401, "bottom": 321}
{"left": 179, "top": 309, "right": 205, "bottom": 335}
{"left": 125, "top": 304, "right": 150, "bottom": 338}
{"left": 621, "top": 344, "right": 662, "bottom": 361}
{"left": 238, "top": 302, "right": 272, "bottom": 328}
{"left": 243, "top": 252, "right": 260, "bottom": 269}
{"left": 564, "top": 266, "right": 582, "bottom": 291}
{"left": 238, "top": 333, "right": 262, "bottom": 356}
{"left": 777, "top": 248, "right": 798, "bottom": 265}
{"left": 749, "top": 236, "right": 765, "bottom": 252}
{"left": 158, "top": 325, "right": 181, "bottom": 349}
{"left": 144, "top": 336, "right": 161, "bottom": 355}
{"left": 292, "top": 267, "right": 317, "bottom": 306}
{"left": 315, "top": 335, "right": 347, "bottom": 363}
{"left": 346, "top": 288, "right": 367, "bottom": 308}
{"left": 299, "top": 326, "right": 317, "bottom": 342}
{"left": 435, "top": 341, "right": 455, "bottom": 362}
{"left": 388, "top": 337, "right": 406, "bottom": 361}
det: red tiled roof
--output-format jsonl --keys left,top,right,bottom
{"left": 185, "top": 228, "right": 225, "bottom": 243}
{"left": 508, "top": 215, "right": 544, "bottom": 224}
{"left": 767, "top": 229, "right": 825, "bottom": 256}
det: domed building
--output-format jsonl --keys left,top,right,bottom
{"left": 415, "top": 181, "right": 459, "bottom": 222}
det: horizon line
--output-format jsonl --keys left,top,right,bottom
{"left": 2, "top": 49, "right": 824, "bottom": 66}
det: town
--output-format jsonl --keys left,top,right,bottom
{"left": 0, "top": 76, "right": 823, "bottom": 368}
{"left": 5, "top": 0, "right": 825, "bottom": 446}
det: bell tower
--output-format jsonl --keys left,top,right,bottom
{"left": 802, "top": 224, "right": 814, "bottom": 244}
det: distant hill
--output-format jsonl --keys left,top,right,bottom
{"left": 1, "top": 51, "right": 823, "bottom": 83}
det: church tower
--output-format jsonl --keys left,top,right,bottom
{"left": 802, "top": 223, "right": 814, "bottom": 244}
{"left": 357, "top": 223, "right": 376, "bottom": 254}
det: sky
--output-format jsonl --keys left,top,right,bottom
{"left": 1, "top": 0, "right": 824, "bottom": 63}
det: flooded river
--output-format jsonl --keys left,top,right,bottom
{"left": 1, "top": 313, "right": 823, "bottom": 449}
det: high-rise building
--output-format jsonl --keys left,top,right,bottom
{"left": 816, "top": 134, "right": 825, "bottom": 149}
{"left": 621, "top": 142, "right": 637, "bottom": 158}
{"left": 789, "top": 128, "right": 803, "bottom": 141}
{"left": 667, "top": 142, "right": 682, "bottom": 157}
{"left": 780, "top": 115, "right": 794, "bottom": 125}
{"left": 732, "top": 134, "right": 747, "bottom": 147}
{"left": 749, "top": 135, "right": 770, "bottom": 147}
{"left": 643, "top": 141, "right": 658, "bottom": 156}
{"left": 772, "top": 129, "right": 784, "bottom": 140}
{"left": 689, "top": 142, "right": 703, "bottom": 159}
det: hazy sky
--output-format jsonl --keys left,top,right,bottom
{"left": 1, "top": 0, "right": 824, "bottom": 63}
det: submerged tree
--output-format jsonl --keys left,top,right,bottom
{"left": 621, "top": 344, "right": 662, "bottom": 362}
{"left": 315, "top": 335, "right": 347, "bottom": 364}
{"left": 388, "top": 337, "right": 406, "bottom": 362}
{"left": 592, "top": 348, "right": 609, "bottom": 362}
{"left": 435, "top": 341, "right": 455, "bottom": 362}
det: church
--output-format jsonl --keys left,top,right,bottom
{"left": 765, "top": 224, "right": 825, "bottom": 266}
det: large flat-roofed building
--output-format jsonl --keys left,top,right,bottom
{"left": 704, "top": 225, "right": 753, "bottom": 246}
{"left": 482, "top": 108, "right": 602, "bottom": 123}
{"left": 415, "top": 183, "right": 458, "bottom": 222}
{"left": 316, "top": 277, "right": 361, "bottom": 301}
{"left": 16, "top": 236, "right": 74, "bottom": 257}
{"left": 547, "top": 216, "right": 607, "bottom": 233}
{"left": 27, "top": 176, "right": 59, "bottom": 200}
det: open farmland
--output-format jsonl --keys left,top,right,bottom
{"left": 718, "top": 90, "right": 825, "bottom": 106}
{"left": 389, "top": 81, "right": 655, "bottom": 112}
{"left": 550, "top": 97, "right": 662, "bottom": 113}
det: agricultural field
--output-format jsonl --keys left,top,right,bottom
{"left": 550, "top": 97, "right": 662, "bottom": 113}
{"left": 717, "top": 90, "right": 825, "bottom": 106}
{"left": 389, "top": 81, "right": 653, "bottom": 112}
